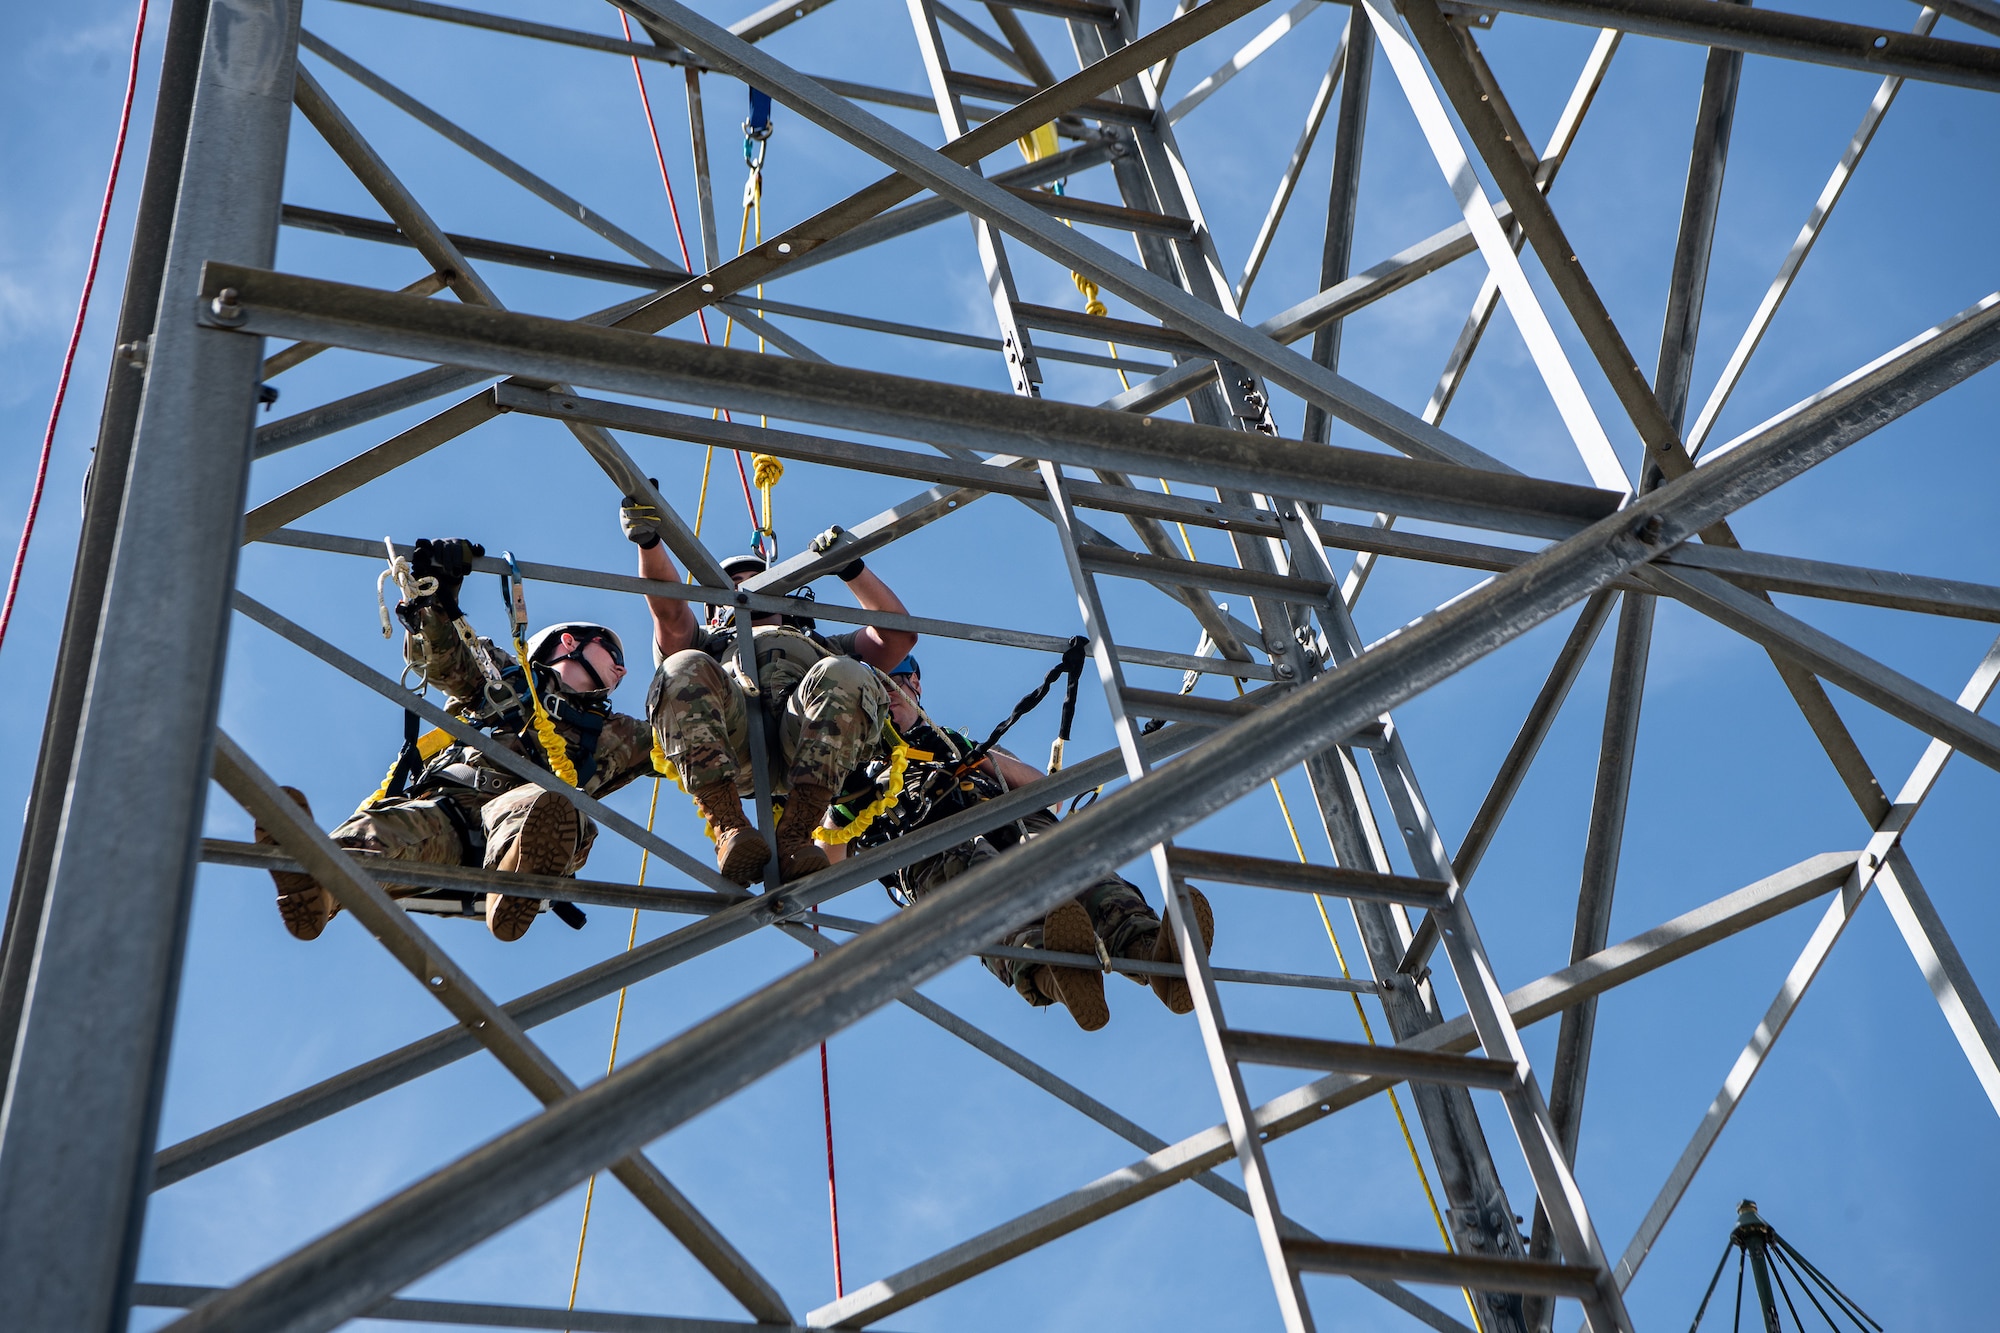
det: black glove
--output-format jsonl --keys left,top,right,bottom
{"left": 809, "top": 525, "right": 866, "bottom": 582}
{"left": 407, "top": 537, "right": 484, "bottom": 618}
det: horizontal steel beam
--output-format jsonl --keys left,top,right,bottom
{"left": 1169, "top": 847, "right": 1451, "bottom": 908}
{"left": 1225, "top": 1031, "right": 1521, "bottom": 1089}
{"left": 200, "top": 263, "right": 1622, "bottom": 539}
{"left": 254, "top": 525, "right": 1273, "bottom": 680}
{"left": 1465, "top": 0, "right": 2000, "bottom": 93}
{"left": 1285, "top": 1240, "right": 1600, "bottom": 1299}
{"left": 1122, "top": 686, "right": 1268, "bottom": 727}
{"left": 1001, "top": 188, "right": 1198, "bottom": 239}
{"left": 135, "top": 1283, "right": 877, "bottom": 1333}
{"left": 1015, "top": 301, "right": 1210, "bottom": 353}
{"left": 1079, "top": 542, "right": 1335, "bottom": 605}
{"left": 200, "top": 840, "right": 722, "bottom": 917}
{"left": 948, "top": 70, "right": 1149, "bottom": 123}
{"left": 980, "top": 946, "right": 1380, "bottom": 994}
{"left": 1644, "top": 564, "right": 2000, "bottom": 773}
{"left": 328, "top": 0, "right": 919, "bottom": 98}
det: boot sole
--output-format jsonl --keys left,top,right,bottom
{"left": 491, "top": 795, "right": 579, "bottom": 941}
{"left": 1042, "top": 900, "right": 1109, "bottom": 1031}
{"left": 257, "top": 786, "right": 337, "bottom": 941}
{"left": 486, "top": 891, "right": 541, "bottom": 942}
{"left": 276, "top": 890, "right": 337, "bottom": 942}
{"left": 1152, "top": 886, "right": 1216, "bottom": 1015}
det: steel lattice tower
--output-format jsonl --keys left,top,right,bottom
{"left": 2, "top": 0, "right": 1997, "bottom": 1329}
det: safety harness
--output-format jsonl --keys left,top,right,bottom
{"left": 363, "top": 544, "right": 614, "bottom": 928}
{"left": 826, "top": 637, "right": 1089, "bottom": 896}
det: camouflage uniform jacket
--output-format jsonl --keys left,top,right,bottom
{"left": 405, "top": 604, "right": 653, "bottom": 800}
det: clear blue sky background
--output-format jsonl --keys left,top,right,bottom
{"left": 3, "top": 0, "right": 1998, "bottom": 1329}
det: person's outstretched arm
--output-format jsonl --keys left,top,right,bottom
{"left": 811, "top": 527, "right": 917, "bottom": 668}
{"left": 622, "top": 493, "right": 698, "bottom": 659}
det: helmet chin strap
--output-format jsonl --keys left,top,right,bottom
{"left": 544, "top": 637, "right": 613, "bottom": 697}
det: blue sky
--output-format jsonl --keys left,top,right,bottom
{"left": 4, "top": 0, "right": 1999, "bottom": 1329}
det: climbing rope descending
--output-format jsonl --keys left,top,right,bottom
{"left": 815, "top": 906, "right": 845, "bottom": 1299}
{"left": 564, "top": 778, "right": 664, "bottom": 1321}
{"left": 722, "top": 98, "right": 782, "bottom": 556}
{"left": 0, "top": 0, "right": 149, "bottom": 657}
{"left": 617, "top": 9, "right": 760, "bottom": 539}
{"left": 1015, "top": 123, "right": 1134, "bottom": 392}
{"left": 500, "top": 553, "right": 577, "bottom": 786}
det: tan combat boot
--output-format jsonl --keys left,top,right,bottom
{"left": 1033, "top": 900, "right": 1108, "bottom": 1031}
{"left": 488, "top": 790, "right": 579, "bottom": 941}
{"left": 773, "top": 784, "right": 833, "bottom": 881}
{"left": 692, "top": 779, "right": 770, "bottom": 886}
{"left": 1141, "top": 887, "right": 1215, "bottom": 1015}
{"left": 255, "top": 786, "right": 340, "bottom": 941}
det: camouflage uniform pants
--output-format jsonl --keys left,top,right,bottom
{"left": 328, "top": 781, "right": 596, "bottom": 888}
{"left": 902, "top": 809, "right": 1162, "bottom": 1005}
{"left": 650, "top": 649, "right": 888, "bottom": 797}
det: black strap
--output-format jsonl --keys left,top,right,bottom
{"left": 384, "top": 709, "right": 425, "bottom": 800}
{"left": 958, "top": 636, "right": 1088, "bottom": 772}
{"left": 432, "top": 791, "right": 487, "bottom": 868}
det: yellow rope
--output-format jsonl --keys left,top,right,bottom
{"left": 565, "top": 777, "right": 664, "bottom": 1320}
{"left": 815, "top": 722, "right": 912, "bottom": 845}
{"left": 1256, "top": 752, "right": 1487, "bottom": 1333}
{"left": 512, "top": 629, "right": 578, "bottom": 787}
{"left": 1017, "top": 126, "right": 1130, "bottom": 390}
{"left": 753, "top": 452, "right": 783, "bottom": 542}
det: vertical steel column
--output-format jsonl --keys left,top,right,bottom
{"left": 1528, "top": 32, "right": 1740, "bottom": 1324}
{"left": 1300, "top": 14, "right": 1372, "bottom": 444}
{"left": 0, "top": 4, "right": 301, "bottom": 1328}
{"left": 0, "top": 0, "right": 212, "bottom": 1076}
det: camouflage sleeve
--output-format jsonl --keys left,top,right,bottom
{"left": 404, "top": 603, "right": 489, "bottom": 710}
{"left": 585, "top": 713, "right": 658, "bottom": 798}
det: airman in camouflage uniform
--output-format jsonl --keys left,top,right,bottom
{"left": 256, "top": 538, "right": 655, "bottom": 943}
{"left": 622, "top": 499, "right": 917, "bottom": 885}
{"left": 828, "top": 657, "right": 1214, "bottom": 1031}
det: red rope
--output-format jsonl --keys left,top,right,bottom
{"left": 619, "top": 17, "right": 841, "bottom": 1294}
{"left": 820, "top": 1036, "right": 845, "bottom": 1298}
{"left": 810, "top": 905, "right": 846, "bottom": 1297}
{"left": 0, "top": 0, "right": 150, "bottom": 655}
{"left": 617, "top": 13, "right": 759, "bottom": 535}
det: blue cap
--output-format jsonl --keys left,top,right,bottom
{"left": 889, "top": 654, "right": 920, "bottom": 678}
